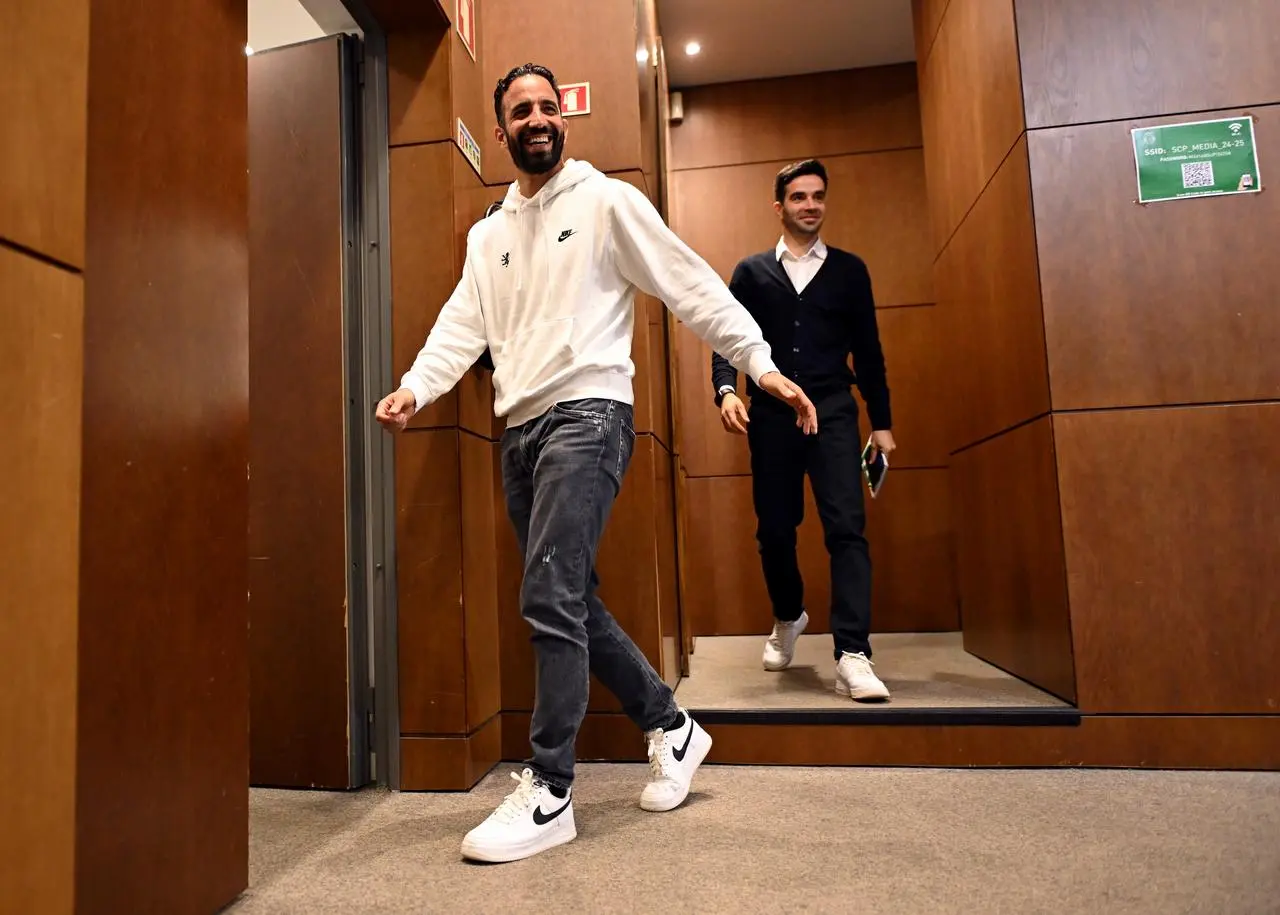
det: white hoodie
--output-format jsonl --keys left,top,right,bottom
{"left": 399, "top": 158, "right": 777, "bottom": 428}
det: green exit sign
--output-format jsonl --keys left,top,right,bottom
{"left": 1131, "top": 116, "right": 1262, "bottom": 204}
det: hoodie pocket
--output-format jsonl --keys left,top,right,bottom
{"left": 494, "top": 316, "right": 577, "bottom": 395}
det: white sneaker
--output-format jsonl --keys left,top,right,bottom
{"left": 640, "top": 709, "right": 712, "bottom": 812}
{"left": 835, "top": 651, "right": 890, "bottom": 701}
{"left": 762, "top": 610, "right": 809, "bottom": 671}
{"left": 460, "top": 768, "right": 576, "bottom": 863}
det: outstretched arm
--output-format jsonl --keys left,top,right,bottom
{"left": 610, "top": 181, "right": 776, "bottom": 385}
{"left": 710, "top": 264, "right": 749, "bottom": 402}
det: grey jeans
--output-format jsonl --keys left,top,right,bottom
{"left": 501, "top": 398, "right": 679, "bottom": 788}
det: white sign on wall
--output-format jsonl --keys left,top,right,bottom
{"left": 456, "top": 117, "right": 482, "bottom": 176}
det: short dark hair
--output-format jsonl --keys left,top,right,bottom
{"left": 493, "top": 63, "right": 560, "bottom": 126}
{"left": 775, "top": 159, "right": 828, "bottom": 202}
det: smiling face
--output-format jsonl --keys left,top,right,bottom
{"left": 774, "top": 174, "right": 827, "bottom": 240}
{"left": 495, "top": 73, "right": 567, "bottom": 176}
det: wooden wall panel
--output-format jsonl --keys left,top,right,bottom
{"left": 366, "top": 0, "right": 449, "bottom": 32}
{"left": 681, "top": 470, "right": 956, "bottom": 636}
{"left": 671, "top": 321, "right": 751, "bottom": 478}
{"left": 1017, "top": 0, "right": 1280, "bottom": 130}
{"left": 461, "top": 432, "right": 502, "bottom": 729}
{"left": 395, "top": 430, "right": 465, "bottom": 733}
{"left": 1056, "top": 405, "right": 1280, "bottom": 713}
{"left": 387, "top": 27, "right": 452, "bottom": 146}
{"left": 952, "top": 418, "right": 1075, "bottom": 702}
{"left": 870, "top": 469, "right": 959, "bottom": 632}
{"left": 390, "top": 141, "right": 459, "bottom": 428}
{"left": 1030, "top": 108, "right": 1280, "bottom": 412}
{"left": 912, "top": 0, "right": 952, "bottom": 68}
{"left": 645, "top": 295, "right": 673, "bottom": 449}
{"left": 655, "top": 442, "right": 681, "bottom": 685}
{"left": 400, "top": 716, "right": 502, "bottom": 792}
{"left": 503, "top": 711, "right": 1280, "bottom": 770}
{"left": 0, "top": 249, "right": 82, "bottom": 915}
{"left": 669, "top": 65, "right": 923, "bottom": 172}
{"left": 494, "top": 439, "right": 531, "bottom": 711}
{"left": 248, "top": 38, "right": 352, "bottom": 790}
{"left": 635, "top": 0, "right": 660, "bottom": 202}
{"left": 0, "top": 0, "right": 88, "bottom": 267}
{"left": 75, "top": 0, "right": 250, "bottom": 907}
{"left": 918, "top": 0, "right": 1024, "bottom": 253}
{"left": 938, "top": 135, "right": 1048, "bottom": 451}
{"left": 868, "top": 305, "right": 950, "bottom": 469}
{"left": 481, "top": 0, "right": 642, "bottom": 185}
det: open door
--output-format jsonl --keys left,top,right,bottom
{"left": 248, "top": 33, "right": 371, "bottom": 789}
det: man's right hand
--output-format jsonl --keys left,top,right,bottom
{"left": 375, "top": 388, "right": 418, "bottom": 431}
{"left": 719, "top": 392, "right": 750, "bottom": 435}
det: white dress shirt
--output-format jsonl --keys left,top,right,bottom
{"left": 776, "top": 235, "right": 827, "bottom": 294}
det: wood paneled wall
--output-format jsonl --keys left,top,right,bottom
{"left": 385, "top": 0, "right": 678, "bottom": 788}
{"left": 388, "top": 7, "right": 503, "bottom": 785}
{"left": 667, "top": 64, "right": 958, "bottom": 638}
{"left": 1016, "top": 0, "right": 1280, "bottom": 714}
{"left": 74, "top": 0, "right": 251, "bottom": 910}
{"left": 1, "top": 1, "right": 88, "bottom": 908}
{"left": 7, "top": 0, "right": 250, "bottom": 908}
{"left": 915, "top": 0, "right": 1071, "bottom": 701}
{"left": 919, "top": 0, "right": 1280, "bottom": 714}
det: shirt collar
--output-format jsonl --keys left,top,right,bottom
{"left": 776, "top": 236, "right": 827, "bottom": 262}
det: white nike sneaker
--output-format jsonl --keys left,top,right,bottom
{"left": 835, "top": 651, "right": 891, "bottom": 701}
{"left": 640, "top": 709, "right": 712, "bottom": 812}
{"left": 460, "top": 768, "right": 576, "bottom": 863}
{"left": 762, "top": 610, "right": 809, "bottom": 671}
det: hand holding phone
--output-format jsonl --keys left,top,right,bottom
{"left": 861, "top": 436, "right": 888, "bottom": 498}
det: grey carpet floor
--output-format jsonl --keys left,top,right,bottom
{"left": 675, "top": 632, "right": 1067, "bottom": 709}
{"left": 230, "top": 764, "right": 1280, "bottom": 914}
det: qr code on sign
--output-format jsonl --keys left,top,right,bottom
{"left": 1182, "top": 160, "right": 1215, "bottom": 189}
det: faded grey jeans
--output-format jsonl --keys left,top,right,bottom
{"left": 501, "top": 398, "right": 679, "bottom": 788}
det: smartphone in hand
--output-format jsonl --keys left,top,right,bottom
{"left": 861, "top": 437, "right": 888, "bottom": 498}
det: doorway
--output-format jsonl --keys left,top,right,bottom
{"left": 246, "top": 0, "right": 400, "bottom": 790}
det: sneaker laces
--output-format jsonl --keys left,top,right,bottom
{"left": 492, "top": 768, "right": 540, "bottom": 824}
{"left": 841, "top": 651, "right": 875, "bottom": 676}
{"left": 645, "top": 729, "right": 671, "bottom": 780}
{"left": 768, "top": 618, "right": 798, "bottom": 649}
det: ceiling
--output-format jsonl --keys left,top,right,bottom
{"left": 656, "top": 0, "right": 916, "bottom": 89}
{"left": 247, "top": 0, "right": 360, "bottom": 54}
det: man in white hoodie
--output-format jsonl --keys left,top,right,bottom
{"left": 375, "top": 62, "right": 817, "bottom": 864}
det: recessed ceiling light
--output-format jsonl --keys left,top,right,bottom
{"left": 684, "top": 41, "right": 701, "bottom": 56}
{"left": 245, "top": 44, "right": 255, "bottom": 55}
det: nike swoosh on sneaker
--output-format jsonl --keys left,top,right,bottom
{"left": 671, "top": 723, "right": 694, "bottom": 762}
{"left": 531, "top": 799, "right": 572, "bottom": 825}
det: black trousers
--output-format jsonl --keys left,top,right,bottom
{"left": 746, "top": 389, "right": 872, "bottom": 659}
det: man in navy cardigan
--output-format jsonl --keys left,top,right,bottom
{"left": 711, "top": 159, "right": 896, "bottom": 701}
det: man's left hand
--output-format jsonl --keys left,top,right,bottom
{"left": 869, "top": 430, "right": 896, "bottom": 459}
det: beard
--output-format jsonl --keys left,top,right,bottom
{"left": 503, "top": 123, "right": 565, "bottom": 175}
